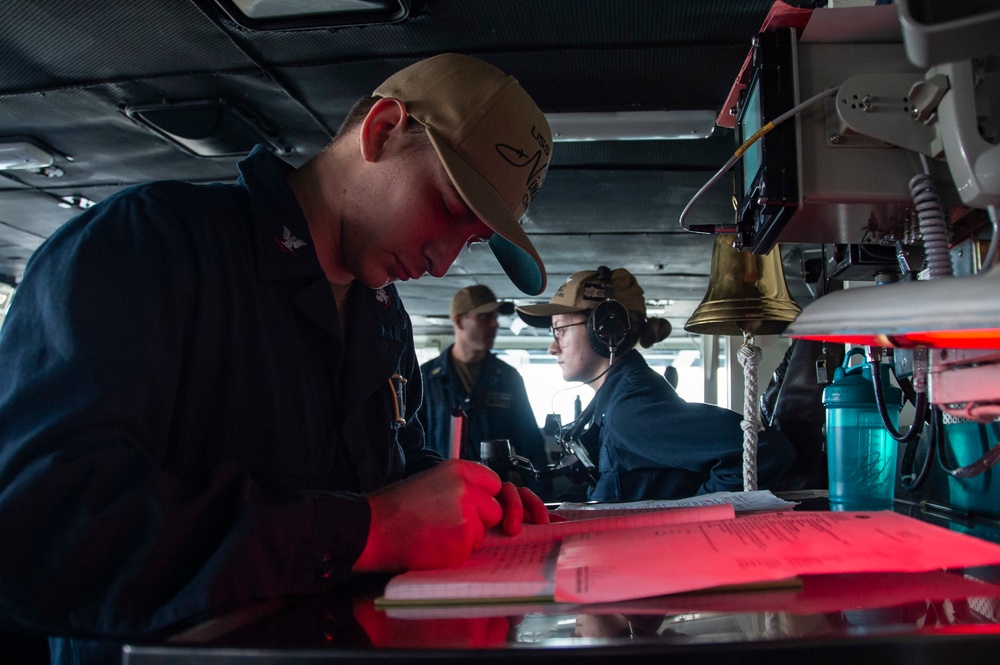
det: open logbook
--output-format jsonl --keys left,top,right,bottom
{"left": 378, "top": 493, "right": 1000, "bottom": 607}
{"left": 378, "top": 501, "right": 736, "bottom": 606}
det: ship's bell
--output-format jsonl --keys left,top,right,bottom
{"left": 684, "top": 235, "right": 801, "bottom": 336}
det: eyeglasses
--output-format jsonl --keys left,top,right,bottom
{"left": 549, "top": 321, "right": 586, "bottom": 342}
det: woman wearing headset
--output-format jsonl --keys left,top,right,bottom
{"left": 516, "top": 267, "right": 795, "bottom": 502}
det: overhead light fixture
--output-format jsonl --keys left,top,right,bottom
{"left": 784, "top": 266, "right": 1000, "bottom": 349}
{"left": 56, "top": 195, "right": 96, "bottom": 211}
{"left": 213, "top": 0, "right": 411, "bottom": 30}
{"left": 0, "top": 140, "right": 54, "bottom": 171}
{"left": 544, "top": 110, "right": 717, "bottom": 142}
{"left": 124, "top": 101, "right": 284, "bottom": 158}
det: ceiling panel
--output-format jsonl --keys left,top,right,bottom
{"left": 0, "top": 0, "right": 813, "bottom": 339}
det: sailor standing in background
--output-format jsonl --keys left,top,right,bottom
{"left": 419, "top": 285, "right": 550, "bottom": 498}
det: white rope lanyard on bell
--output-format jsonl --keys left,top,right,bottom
{"left": 738, "top": 331, "right": 763, "bottom": 491}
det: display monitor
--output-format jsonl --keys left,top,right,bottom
{"left": 733, "top": 28, "right": 800, "bottom": 254}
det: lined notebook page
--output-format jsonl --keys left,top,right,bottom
{"left": 382, "top": 539, "right": 559, "bottom": 602}
{"left": 482, "top": 501, "right": 735, "bottom": 547}
{"left": 381, "top": 502, "right": 736, "bottom": 604}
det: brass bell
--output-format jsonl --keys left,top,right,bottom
{"left": 685, "top": 235, "right": 801, "bottom": 336}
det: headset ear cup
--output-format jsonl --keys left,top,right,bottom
{"left": 588, "top": 300, "right": 630, "bottom": 358}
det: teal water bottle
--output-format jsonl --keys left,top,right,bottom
{"left": 822, "top": 349, "right": 902, "bottom": 510}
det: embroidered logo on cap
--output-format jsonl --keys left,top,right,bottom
{"left": 496, "top": 124, "right": 551, "bottom": 211}
{"left": 582, "top": 282, "right": 612, "bottom": 303}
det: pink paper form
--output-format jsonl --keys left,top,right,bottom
{"left": 555, "top": 510, "right": 1000, "bottom": 604}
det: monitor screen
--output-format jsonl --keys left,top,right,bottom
{"left": 740, "top": 79, "right": 763, "bottom": 198}
{"left": 732, "top": 28, "right": 799, "bottom": 254}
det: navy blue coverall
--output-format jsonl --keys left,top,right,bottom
{"left": 0, "top": 146, "right": 438, "bottom": 663}
{"left": 578, "top": 350, "right": 796, "bottom": 501}
{"left": 418, "top": 346, "right": 549, "bottom": 494}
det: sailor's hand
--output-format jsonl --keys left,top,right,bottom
{"left": 354, "top": 459, "right": 502, "bottom": 572}
{"left": 495, "top": 482, "right": 549, "bottom": 536}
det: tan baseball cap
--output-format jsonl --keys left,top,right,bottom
{"left": 374, "top": 54, "right": 552, "bottom": 296}
{"left": 516, "top": 267, "right": 646, "bottom": 328}
{"left": 450, "top": 285, "right": 501, "bottom": 318}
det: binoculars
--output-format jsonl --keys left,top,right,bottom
{"left": 479, "top": 438, "right": 598, "bottom": 487}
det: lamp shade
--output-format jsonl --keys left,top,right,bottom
{"left": 545, "top": 110, "right": 716, "bottom": 141}
{"left": 784, "top": 265, "right": 1000, "bottom": 349}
